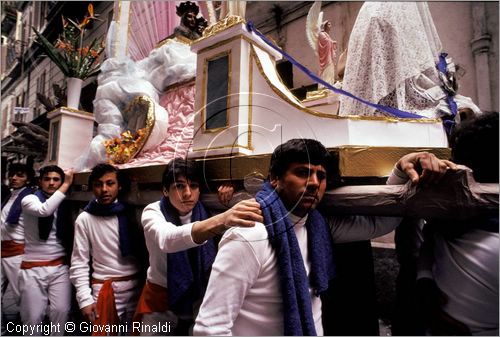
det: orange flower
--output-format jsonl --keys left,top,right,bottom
{"left": 78, "top": 47, "right": 90, "bottom": 55}
{"left": 54, "top": 39, "right": 66, "bottom": 49}
{"left": 88, "top": 4, "right": 95, "bottom": 18}
{"left": 33, "top": 2, "right": 105, "bottom": 80}
{"left": 79, "top": 16, "right": 90, "bottom": 29}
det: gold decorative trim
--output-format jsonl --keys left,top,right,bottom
{"left": 198, "top": 15, "right": 246, "bottom": 41}
{"left": 114, "top": 1, "right": 122, "bottom": 58}
{"left": 192, "top": 143, "right": 252, "bottom": 152}
{"left": 156, "top": 35, "right": 192, "bottom": 49}
{"left": 197, "top": 34, "right": 245, "bottom": 55}
{"left": 201, "top": 50, "right": 231, "bottom": 133}
{"left": 247, "top": 45, "right": 253, "bottom": 150}
{"left": 303, "top": 88, "right": 331, "bottom": 102}
{"left": 337, "top": 146, "right": 451, "bottom": 177}
{"left": 250, "top": 45, "right": 443, "bottom": 124}
{"left": 58, "top": 106, "right": 93, "bottom": 117}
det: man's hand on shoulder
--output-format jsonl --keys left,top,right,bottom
{"left": 191, "top": 198, "right": 263, "bottom": 244}
{"left": 218, "top": 198, "right": 263, "bottom": 231}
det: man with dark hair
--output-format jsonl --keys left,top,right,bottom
{"left": 70, "top": 163, "right": 144, "bottom": 332}
{"left": 1, "top": 163, "right": 35, "bottom": 325}
{"left": 134, "top": 157, "right": 262, "bottom": 335}
{"left": 194, "top": 138, "right": 450, "bottom": 335}
{"left": 19, "top": 165, "right": 74, "bottom": 334}
{"left": 415, "top": 112, "right": 499, "bottom": 335}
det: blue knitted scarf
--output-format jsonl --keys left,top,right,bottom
{"left": 256, "top": 182, "right": 336, "bottom": 336}
{"left": 4, "top": 186, "right": 34, "bottom": 226}
{"left": 84, "top": 199, "right": 132, "bottom": 257}
{"left": 160, "top": 196, "right": 216, "bottom": 317}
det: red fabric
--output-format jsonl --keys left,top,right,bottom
{"left": 91, "top": 274, "right": 138, "bottom": 336}
{"left": 133, "top": 281, "right": 169, "bottom": 323}
{"left": 1, "top": 240, "right": 24, "bottom": 258}
{"left": 20, "top": 256, "right": 64, "bottom": 269}
{"left": 92, "top": 280, "right": 120, "bottom": 336}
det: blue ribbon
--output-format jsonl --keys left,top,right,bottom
{"left": 437, "top": 52, "right": 458, "bottom": 134}
{"left": 246, "top": 21, "right": 425, "bottom": 119}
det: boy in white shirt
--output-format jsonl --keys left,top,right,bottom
{"left": 134, "top": 157, "right": 262, "bottom": 335}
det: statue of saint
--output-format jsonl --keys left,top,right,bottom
{"left": 174, "top": 1, "right": 202, "bottom": 40}
{"left": 307, "top": 1, "right": 338, "bottom": 87}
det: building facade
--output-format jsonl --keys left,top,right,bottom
{"left": 1, "top": 1, "right": 498, "bottom": 172}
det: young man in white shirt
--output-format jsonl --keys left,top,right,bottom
{"left": 70, "top": 163, "right": 145, "bottom": 333}
{"left": 19, "top": 165, "right": 74, "bottom": 335}
{"left": 194, "top": 138, "right": 453, "bottom": 336}
{"left": 134, "top": 157, "right": 263, "bottom": 336}
{"left": 1, "top": 163, "right": 35, "bottom": 325}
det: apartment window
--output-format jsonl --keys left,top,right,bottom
{"left": 35, "top": 71, "right": 46, "bottom": 118}
{"left": 33, "top": 2, "right": 48, "bottom": 31}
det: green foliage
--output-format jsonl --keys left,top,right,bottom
{"left": 32, "top": 4, "right": 105, "bottom": 80}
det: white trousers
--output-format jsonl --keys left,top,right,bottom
{"left": 1, "top": 254, "right": 23, "bottom": 307}
{"left": 19, "top": 264, "right": 71, "bottom": 336}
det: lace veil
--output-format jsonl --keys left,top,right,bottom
{"left": 339, "top": 2, "right": 444, "bottom": 117}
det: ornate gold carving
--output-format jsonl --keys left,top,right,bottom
{"left": 156, "top": 35, "right": 192, "bottom": 49}
{"left": 198, "top": 15, "right": 246, "bottom": 41}
{"left": 303, "top": 88, "right": 331, "bottom": 102}
{"left": 103, "top": 95, "right": 155, "bottom": 164}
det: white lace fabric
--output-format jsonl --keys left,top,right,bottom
{"left": 340, "top": 2, "right": 444, "bottom": 117}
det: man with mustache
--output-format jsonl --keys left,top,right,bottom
{"left": 133, "top": 157, "right": 262, "bottom": 335}
{"left": 19, "top": 165, "right": 74, "bottom": 335}
{"left": 1, "top": 163, "right": 35, "bottom": 326}
{"left": 70, "top": 163, "right": 145, "bottom": 333}
{"left": 194, "top": 138, "right": 453, "bottom": 335}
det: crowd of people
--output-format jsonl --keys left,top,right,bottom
{"left": 1, "top": 111, "right": 497, "bottom": 336}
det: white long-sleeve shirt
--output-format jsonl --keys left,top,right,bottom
{"left": 194, "top": 212, "right": 401, "bottom": 336}
{"left": 194, "top": 168, "right": 406, "bottom": 336}
{"left": 21, "top": 190, "right": 66, "bottom": 261}
{"left": 1, "top": 187, "right": 29, "bottom": 243}
{"left": 141, "top": 201, "right": 202, "bottom": 288}
{"left": 70, "top": 210, "right": 140, "bottom": 309}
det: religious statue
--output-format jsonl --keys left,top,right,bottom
{"left": 306, "top": 1, "right": 338, "bottom": 87}
{"left": 339, "top": 2, "right": 481, "bottom": 119}
{"left": 173, "top": 1, "right": 203, "bottom": 40}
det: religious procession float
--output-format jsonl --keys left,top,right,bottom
{"left": 41, "top": 1, "right": 497, "bottom": 219}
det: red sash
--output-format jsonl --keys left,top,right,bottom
{"left": 1, "top": 240, "right": 24, "bottom": 258}
{"left": 20, "top": 256, "right": 64, "bottom": 269}
{"left": 91, "top": 274, "right": 138, "bottom": 336}
{"left": 131, "top": 281, "right": 169, "bottom": 336}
